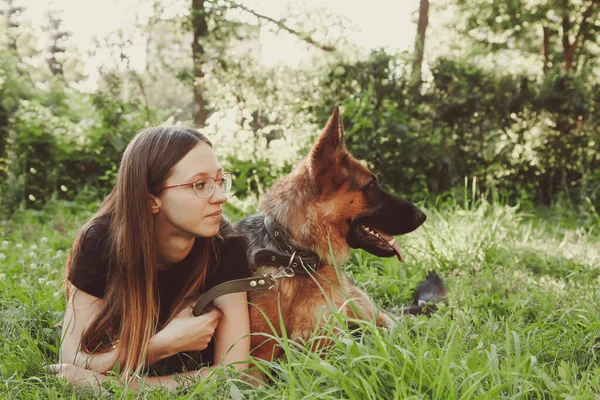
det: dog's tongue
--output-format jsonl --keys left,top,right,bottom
{"left": 373, "top": 228, "right": 403, "bottom": 262}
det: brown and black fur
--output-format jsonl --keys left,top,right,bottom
{"left": 237, "top": 106, "right": 445, "bottom": 361}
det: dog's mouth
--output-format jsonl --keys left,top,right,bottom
{"left": 345, "top": 187, "right": 426, "bottom": 261}
{"left": 352, "top": 223, "right": 403, "bottom": 261}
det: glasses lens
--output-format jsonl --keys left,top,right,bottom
{"left": 193, "top": 179, "right": 214, "bottom": 199}
{"left": 220, "top": 173, "right": 232, "bottom": 193}
{"left": 192, "top": 174, "right": 232, "bottom": 198}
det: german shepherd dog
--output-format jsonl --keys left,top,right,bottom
{"left": 237, "top": 106, "right": 446, "bottom": 361}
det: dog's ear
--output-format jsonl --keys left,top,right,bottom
{"left": 312, "top": 105, "right": 344, "bottom": 156}
{"left": 309, "top": 105, "right": 348, "bottom": 193}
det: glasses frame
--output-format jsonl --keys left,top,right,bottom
{"left": 157, "top": 172, "right": 233, "bottom": 199}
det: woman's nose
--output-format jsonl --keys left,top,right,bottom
{"left": 210, "top": 183, "right": 228, "bottom": 203}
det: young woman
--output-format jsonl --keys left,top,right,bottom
{"left": 49, "top": 126, "right": 251, "bottom": 390}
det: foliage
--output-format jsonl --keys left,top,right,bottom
{"left": 0, "top": 68, "right": 163, "bottom": 214}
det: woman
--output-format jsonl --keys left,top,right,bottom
{"left": 50, "top": 126, "right": 251, "bottom": 390}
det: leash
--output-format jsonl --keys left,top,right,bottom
{"left": 192, "top": 264, "right": 296, "bottom": 316}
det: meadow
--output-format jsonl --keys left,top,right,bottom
{"left": 0, "top": 189, "right": 598, "bottom": 399}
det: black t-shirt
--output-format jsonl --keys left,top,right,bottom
{"left": 67, "top": 217, "right": 250, "bottom": 375}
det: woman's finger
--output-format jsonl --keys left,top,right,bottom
{"left": 45, "top": 363, "right": 69, "bottom": 375}
{"left": 203, "top": 307, "right": 223, "bottom": 321}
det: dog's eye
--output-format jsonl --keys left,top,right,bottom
{"left": 360, "top": 180, "right": 377, "bottom": 193}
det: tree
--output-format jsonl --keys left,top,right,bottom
{"left": 191, "top": 0, "right": 210, "bottom": 127}
{"left": 412, "top": 0, "right": 429, "bottom": 83}
{"left": 187, "top": 0, "right": 339, "bottom": 127}
{"left": 558, "top": 0, "right": 599, "bottom": 72}
{"left": 456, "top": 0, "right": 600, "bottom": 74}
{"left": 229, "top": 2, "right": 336, "bottom": 52}
{"left": 44, "top": 9, "right": 71, "bottom": 77}
{"left": 1, "top": 0, "right": 24, "bottom": 51}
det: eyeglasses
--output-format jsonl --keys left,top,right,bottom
{"left": 157, "top": 172, "right": 233, "bottom": 199}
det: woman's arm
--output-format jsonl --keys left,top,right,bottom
{"left": 60, "top": 285, "right": 178, "bottom": 373}
{"left": 56, "top": 291, "right": 250, "bottom": 389}
{"left": 60, "top": 286, "right": 120, "bottom": 372}
{"left": 57, "top": 287, "right": 249, "bottom": 389}
{"left": 49, "top": 363, "right": 214, "bottom": 392}
{"left": 211, "top": 292, "right": 251, "bottom": 371}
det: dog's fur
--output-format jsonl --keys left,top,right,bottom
{"left": 237, "top": 106, "right": 442, "bottom": 361}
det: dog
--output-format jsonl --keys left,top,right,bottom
{"left": 237, "top": 106, "right": 446, "bottom": 361}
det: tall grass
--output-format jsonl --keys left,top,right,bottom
{"left": 0, "top": 193, "right": 598, "bottom": 399}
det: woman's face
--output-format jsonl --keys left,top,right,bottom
{"left": 156, "top": 142, "right": 228, "bottom": 238}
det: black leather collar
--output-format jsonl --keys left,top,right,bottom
{"left": 250, "top": 217, "right": 325, "bottom": 275}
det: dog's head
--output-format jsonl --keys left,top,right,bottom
{"left": 309, "top": 106, "right": 426, "bottom": 260}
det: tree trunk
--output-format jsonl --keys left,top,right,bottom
{"left": 542, "top": 26, "right": 551, "bottom": 74}
{"left": 561, "top": 0, "right": 599, "bottom": 72}
{"left": 192, "top": 0, "right": 209, "bottom": 127}
{"left": 412, "top": 0, "right": 429, "bottom": 83}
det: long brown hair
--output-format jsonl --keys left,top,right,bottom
{"left": 64, "top": 126, "right": 236, "bottom": 376}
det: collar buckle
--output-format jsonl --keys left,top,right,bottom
{"left": 271, "top": 266, "right": 295, "bottom": 280}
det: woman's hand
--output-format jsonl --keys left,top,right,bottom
{"left": 47, "top": 363, "right": 108, "bottom": 391}
{"left": 150, "top": 306, "right": 222, "bottom": 358}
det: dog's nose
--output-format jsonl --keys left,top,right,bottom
{"left": 415, "top": 210, "right": 427, "bottom": 225}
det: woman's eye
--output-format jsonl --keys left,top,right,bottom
{"left": 194, "top": 180, "right": 207, "bottom": 190}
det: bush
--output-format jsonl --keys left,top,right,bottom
{"left": 314, "top": 51, "right": 600, "bottom": 207}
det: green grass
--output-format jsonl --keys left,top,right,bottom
{"left": 0, "top": 195, "right": 599, "bottom": 399}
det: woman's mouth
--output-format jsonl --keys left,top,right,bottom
{"left": 206, "top": 210, "right": 222, "bottom": 218}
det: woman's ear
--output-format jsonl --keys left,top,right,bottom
{"left": 148, "top": 194, "right": 162, "bottom": 214}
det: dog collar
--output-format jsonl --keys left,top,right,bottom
{"left": 250, "top": 217, "right": 325, "bottom": 274}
